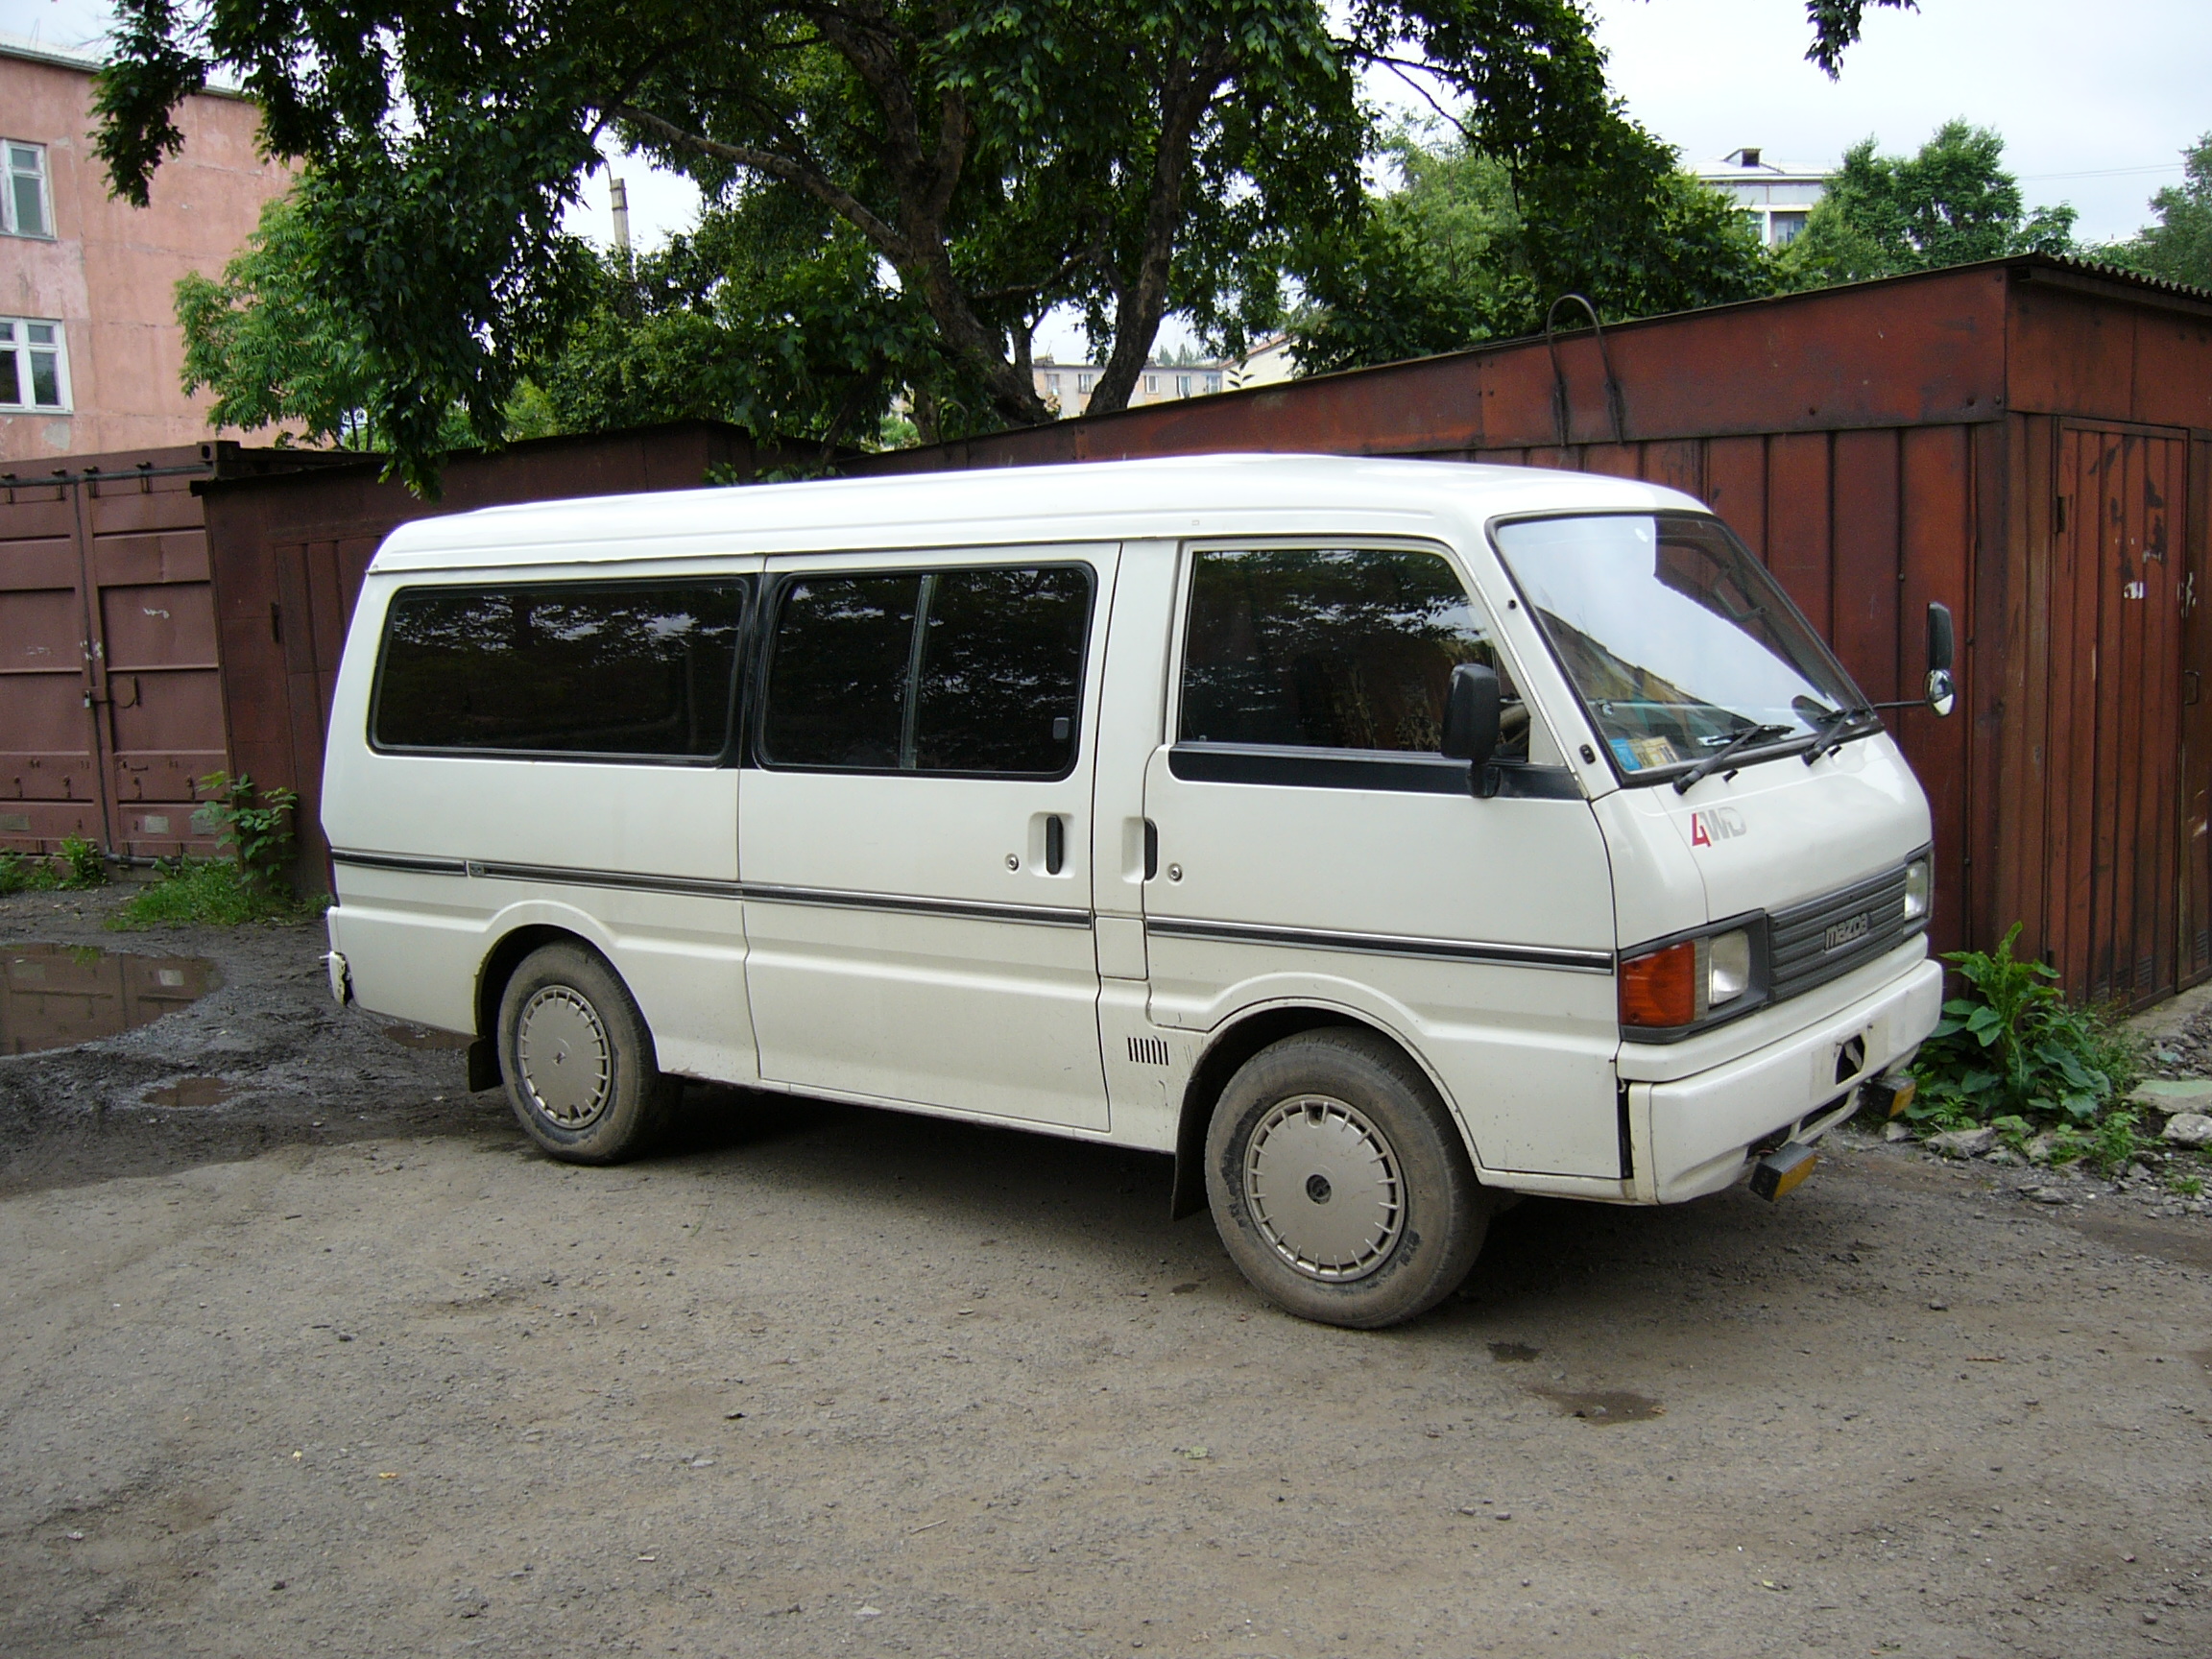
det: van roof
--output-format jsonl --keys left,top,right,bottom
{"left": 371, "top": 452, "right": 1701, "bottom": 571}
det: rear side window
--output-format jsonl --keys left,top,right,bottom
{"left": 760, "top": 565, "right": 1092, "bottom": 777}
{"left": 1179, "top": 546, "right": 1511, "bottom": 751}
{"left": 373, "top": 581, "right": 745, "bottom": 759}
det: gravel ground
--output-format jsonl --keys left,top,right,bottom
{"left": 4, "top": 888, "right": 2211, "bottom": 1658}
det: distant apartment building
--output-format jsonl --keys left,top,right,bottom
{"left": 1, "top": 33, "right": 293, "bottom": 462}
{"left": 1032, "top": 357, "right": 1227, "bottom": 419}
{"left": 1693, "top": 147, "right": 1832, "bottom": 249}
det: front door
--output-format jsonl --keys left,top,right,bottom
{"left": 1139, "top": 541, "right": 1622, "bottom": 1178}
{"left": 737, "top": 549, "right": 1113, "bottom": 1129}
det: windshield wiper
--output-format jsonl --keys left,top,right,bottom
{"left": 1795, "top": 698, "right": 1884, "bottom": 764}
{"left": 1671, "top": 723, "right": 1795, "bottom": 795}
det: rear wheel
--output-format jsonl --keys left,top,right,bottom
{"left": 1205, "top": 1028, "right": 1488, "bottom": 1329}
{"left": 496, "top": 943, "right": 676, "bottom": 1164}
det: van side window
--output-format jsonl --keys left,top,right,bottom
{"left": 761, "top": 565, "right": 1092, "bottom": 777}
{"left": 373, "top": 581, "right": 744, "bottom": 758}
{"left": 1179, "top": 547, "right": 1517, "bottom": 753}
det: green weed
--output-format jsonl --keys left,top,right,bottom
{"left": 191, "top": 771, "right": 298, "bottom": 890}
{"left": 1911, "top": 923, "right": 2141, "bottom": 1129}
{"left": 106, "top": 858, "right": 325, "bottom": 929}
{"left": 0, "top": 850, "right": 61, "bottom": 896}
{"left": 2172, "top": 1175, "right": 2205, "bottom": 1199}
{"left": 58, "top": 834, "right": 108, "bottom": 889}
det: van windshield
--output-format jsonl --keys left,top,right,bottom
{"left": 1491, "top": 513, "right": 1867, "bottom": 781}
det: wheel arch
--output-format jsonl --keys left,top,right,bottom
{"left": 1169, "top": 1004, "right": 1446, "bottom": 1220}
{"left": 468, "top": 923, "right": 603, "bottom": 1092}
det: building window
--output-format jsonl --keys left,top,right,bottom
{"left": 1046, "top": 373, "right": 1061, "bottom": 395}
{"left": 4, "top": 143, "right": 52, "bottom": 238}
{"left": 1204, "top": 372, "right": 1222, "bottom": 394}
{"left": 1144, "top": 373, "right": 1160, "bottom": 395}
{"left": 1769, "top": 210, "right": 1810, "bottom": 246}
{"left": 1175, "top": 373, "right": 1193, "bottom": 397}
{"left": 0, "top": 318, "right": 69, "bottom": 410}
{"left": 1076, "top": 373, "right": 1094, "bottom": 395}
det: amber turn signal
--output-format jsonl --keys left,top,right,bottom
{"left": 1619, "top": 939, "right": 1698, "bottom": 1027}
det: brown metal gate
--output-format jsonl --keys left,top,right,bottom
{"left": 0, "top": 457, "right": 230, "bottom": 860}
{"left": 2041, "top": 422, "right": 2193, "bottom": 1006}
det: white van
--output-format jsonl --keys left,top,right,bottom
{"left": 322, "top": 455, "right": 1948, "bottom": 1328}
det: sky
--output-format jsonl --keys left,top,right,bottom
{"left": 6, "top": 0, "right": 2206, "bottom": 347}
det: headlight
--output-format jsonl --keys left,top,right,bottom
{"left": 1708, "top": 928, "right": 1752, "bottom": 1005}
{"left": 1902, "top": 858, "right": 1931, "bottom": 923}
{"left": 1621, "top": 926, "right": 1759, "bottom": 1030}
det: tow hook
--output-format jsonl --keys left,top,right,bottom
{"left": 1750, "top": 1142, "right": 1817, "bottom": 1201}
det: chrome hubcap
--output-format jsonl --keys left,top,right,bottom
{"left": 1244, "top": 1094, "right": 1404, "bottom": 1282}
{"left": 516, "top": 986, "right": 612, "bottom": 1129}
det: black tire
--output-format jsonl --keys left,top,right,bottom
{"left": 1204, "top": 1028, "right": 1489, "bottom": 1329}
{"left": 495, "top": 943, "right": 677, "bottom": 1164}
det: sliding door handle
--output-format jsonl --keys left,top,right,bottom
{"left": 1046, "top": 815, "right": 1067, "bottom": 876}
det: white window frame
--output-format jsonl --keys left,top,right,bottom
{"left": 0, "top": 316, "right": 73, "bottom": 412}
{"left": 3, "top": 140, "right": 54, "bottom": 239}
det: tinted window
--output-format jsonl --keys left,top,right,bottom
{"left": 761, "top": 565, "right": 1092, "bottom": 776}
{"left": 1180, "top": 547, "right": 1509, "bottom": 751}
{"left": 914, "top": 567, "right": 1089, "bottom": 774}
{"left": 759, "top": 575, "right": 919, "bottom": 768}
{"left": 374, "top": 582, "right": 743, "bottom": 757}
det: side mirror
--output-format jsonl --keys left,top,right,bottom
{"left": 1441, "top": 662, "right": 1502, "bottom": 767}
{"left": 1925, "top": 602, "right": 1957, "bottom": 718}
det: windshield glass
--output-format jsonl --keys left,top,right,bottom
{"left": 1491, "top": 513, "right": 1866, "bottom": 781}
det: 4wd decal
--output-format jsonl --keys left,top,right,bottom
{"left": 1689, "top": 807, "right": 1746, "bottom": 848}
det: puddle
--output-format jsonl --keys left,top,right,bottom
{"left": 1489, "top": 1341, "right": 1541, "bottom": 1362}
{"left": 142, "top": 1077, "right": 236, "bottom": 1109}
{"left": 1533, "top": 1387, "right": 1666, "bottom": 1424}
{"left": 2, "top": 943, "right": 221, "bottom": 1056}
{"left": 382, "top": 1022, "right": 473, "bottom": 1051}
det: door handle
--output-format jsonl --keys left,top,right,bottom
{"left": 1046, "top": 815, "right": 1066, "bottom": 876}
{"left": 2189, "top": 669, "right": 2201, "bottom": 707}
{"left": 1143, "top": 819, "right": 1159, "bottom": 881}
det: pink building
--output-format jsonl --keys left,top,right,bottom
{"left": 1, "top": 33, "right": 291, "bottom": 462}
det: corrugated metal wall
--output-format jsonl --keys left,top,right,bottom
{"left": 0, "top": 445, "right": 333, "bottom": 859}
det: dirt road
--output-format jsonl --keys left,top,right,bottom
{"left": 4, "top": 890, "right": 2209, "bottom": 1657}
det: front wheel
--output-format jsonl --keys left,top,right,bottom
{"left": 496, "top": 943, "right": 676, "bottom": 1164}
{"left": 1205, "top": 1028, "right": 1489, "bottom": 1329}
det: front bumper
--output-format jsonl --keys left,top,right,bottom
{"left": 1627, "top": 955, "right": 1943, "bottom": 1203}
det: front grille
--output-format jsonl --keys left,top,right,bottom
{"left": 1767, "top": 863, "right": 1916, "bottom": 1004}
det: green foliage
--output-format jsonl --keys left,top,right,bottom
{"left": 522, "top": 194, "right": 966, "bottom": 454}
{"left": 1779, "top": 120, "right": 2077, "bottom": 290}
{"left": 1289, "top": 124, "right": 1774, "bottom": 373}
{"left": 107, "top": 859, "right": 326, "bottom": 929}
{"left": 191, "top": 772, "right": 298, "bottom": 891}
{"left": 2173, "top": 1174, "right": 2206, "bottom": 1199}
{"left": 0, "top": 850, "right": 62, "bottom": 895}
{"left": 1911, "top": 923, "right": 2141, "bottom": 1126}
{"left": 58, "top": 835, "right": 108, "bottom": 890}
{"left": 107, "top": 1, "right": 1900, "bottom": 490}
{"left": 2096, "top": 134, "right": 2212, "bottom": 292}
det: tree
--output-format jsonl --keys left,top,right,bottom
{"left": 2098, "top": 135, "right": 2212, "bottom": 292}
{"left": 1287, "top": 123, "right": 1774, "bottom": 373}
{"left": 1778, "top": 119, "right": 2076, "bottom": 290}
{"left": 104, "top": 1, "right": 1912, "bottom": 489}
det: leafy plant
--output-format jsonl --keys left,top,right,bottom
{"left": 57, "top": 835, "right": 108, "bottom": 889}
{"left": 107, "top": 858, "right": 326, "bottom": 929}
{"left": 1912, "top": 923, "right": 2140, "bottom": 1125}
{"left": 2173, "top": 1175, "right": 2205, "bottom": 1199}
{"left": 192, "top": 771, "right": 298, "bottom": 890}
{"left": 0, "top": 849, "right": 61, "bottom": 896}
